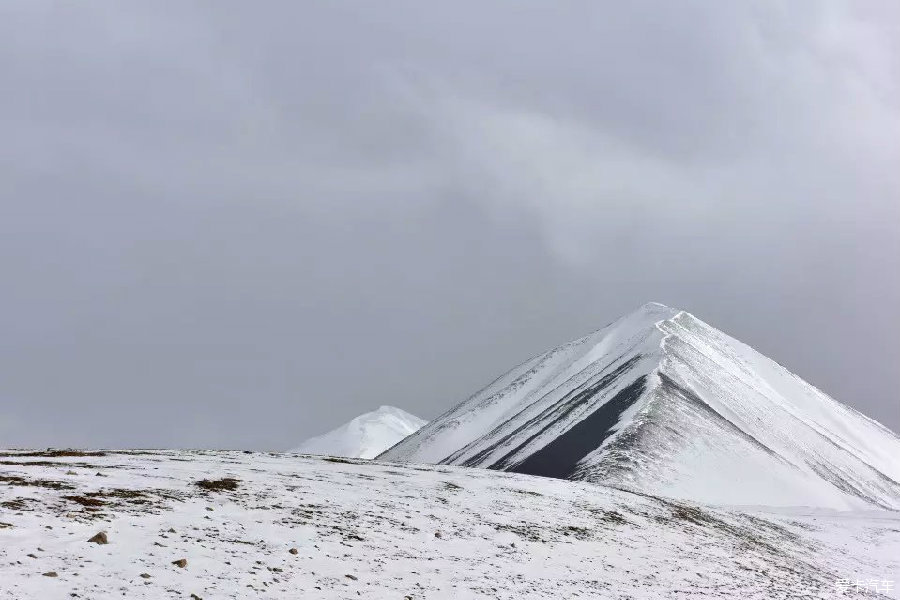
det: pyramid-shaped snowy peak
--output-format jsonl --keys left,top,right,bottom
{"left": 379, "top": 303, "right": 900, "bottom": 510}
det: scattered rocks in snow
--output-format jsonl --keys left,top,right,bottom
{"left": 87, "top": 531, "right": 108, "bottom": 544}
{"left": 21, "top": 450, "right": 105, "bottom": 458}
{"left": 2, "top": 449, "right": 897, "bottom": 600}
{"left": 0, "top": 475, "right": 73, "bottom": 491}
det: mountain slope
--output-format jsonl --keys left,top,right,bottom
{"left": 291, "top": 405, "right": 425, "bottom": 459}
{"left": 379, "top": 303, "right": 900, "bottom": 510}
{"left": 1, "top": 449, "right": 897, "bottom": 599}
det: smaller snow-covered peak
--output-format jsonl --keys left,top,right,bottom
{"left": 290, "top": 406, "right": 426, "bottom": 459}
{"left": 371, "top": 405, "right": 414, "bottom": 418}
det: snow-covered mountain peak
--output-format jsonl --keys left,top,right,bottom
{"left": 635, "top": 300, "right": 678, "bottom": 314}
{"left": 369, "top": 405, "right": 416, "bottom": 420}
{"left": 379, "top": 305, "right": 900, "bottom": 510}
{"left": 578, "top": 302, "right": 683, "bottom": 354}
{"left": 291, "top": 406, "right": 426, "bottom": 459}
{"left": 611, "top": 301, "right": 680, "bottom": 327}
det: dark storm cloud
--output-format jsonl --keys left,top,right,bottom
{"left": 1, "top": 1, "right": 897, "bottom": 448}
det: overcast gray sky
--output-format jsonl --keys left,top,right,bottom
{"left": 1, "top": 1, "right": 898, "bottom": 449}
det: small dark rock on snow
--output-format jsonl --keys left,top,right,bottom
{"left": 87, "top": 532, "right": 108, "bottom": 544}
{"left": 195, "top": 478, "right": 239, "bottom": 492}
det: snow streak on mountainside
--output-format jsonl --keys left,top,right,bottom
{"left": 379, "top": 303, "right": 900, "bottom": 510}
{"left": 291, "top": 405, "right": 425, "bottom": 459}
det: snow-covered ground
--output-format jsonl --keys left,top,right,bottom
{"left": 1, "top": 449, "right": 897, "bottom": 599}
{"left": 381, "top": 303, "right": 900, "bottom": 511}
{"left": 290, "top": 405, "right": 426, "bottom": 459}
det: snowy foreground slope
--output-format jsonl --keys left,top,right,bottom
{"left": 290, "top": 405, "right": 425, "bottom": 459}
{"left": 380, "top": 303, "right": 900, "bottom": 510}
{"left": 1, "top": 449, "right": 897, "bottom": 599}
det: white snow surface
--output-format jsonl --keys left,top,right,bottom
{"left": 1, "top": 449, "right": 897, "bottom": 599}
{"left": 379, "top": 302, "right": 900, "bottom": 510}
{"left": 290, "top": 405, "right": 425, "bottom": 459}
